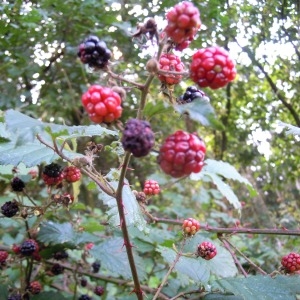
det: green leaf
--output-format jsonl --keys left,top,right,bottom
{"left": 90, "top": 237, "right": 146, "bottom": 280}
{"left": 277, "top": 121, "right": 300, "bottom": 137}
{"left": 204, "top": 294, "right": 243, "bottom": 300}
{"left": 190, "top": 159, "right": 257, "bottom": 208}
{"left": 0, "top": 109, "right": 118, "bottom": 167}
{"left": 157, "top": 235, "right": 238, "bottom": 284}
{"left": 174, "top": 99, "right": 224, "bottom": 129}
{"left": 144, "top": 100, "right": 173, "bottom": 119}
{"left": 212, "top": 275, "right": 300, "bottom": 300}
{"left": 38, "top": 221, "right": 98, "bottom": 247}
{"left": 98, "top": 169, "right": 149, "bottom": 233}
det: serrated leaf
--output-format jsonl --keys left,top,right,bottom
{"left": 174, "top": 99, "right": 224, "bottom": 129}
{"left": 90, "top": 237, "right": 146, "bottom": 280}
{"left": 204, "top": 172, "right": 241, "bottom": 209}
{"left": 38, "top": 221, "right": 98, "bottom": 247}
{"left": 212, "top": 275, "right": 300, "bottom": 300}
{"left": 98, "top": 169, "right": 149, "bottom": 233}
{"left": 277, "top": 121, "right": 300, "bottom": 137}
{"left": 0, "top": 110, "right": 118, "bottom": 167}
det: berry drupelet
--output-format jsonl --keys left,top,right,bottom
{"left": 177, "top": 86, "right": 209, "bottom": 104}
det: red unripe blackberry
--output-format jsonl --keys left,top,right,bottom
{"left": 197, "top": 241, "right": 217, "bottom": 260}
{"left": 190, "top": 46, "right": 237, "bottom": 89}
{"left": 51, "top": 263, "right": 64, "bottom": 275}
{"left": 8, "top": 294, "right": 22, "bottom": 300}
{"left": 78, "top": 295, "right": 92, "bottom": 300}
{"left": 42, "top": 163, "right": 64, "bottom": 186}
{"left": 53, "top": 250, "right": 69, "bottom": 260}
{"left": 177, "top": 86, "right": 209, "bottom": 104}
{"left": 182, "top": 218, "right": 200, "bottom": 236}
{"left": 77, "top": 35, "right": 111, "bottom": 69}
{"left": 63, "top": 166, "right": 81, "bottom": 183}
{"left": 92, "top": 261, "right": 101, "bottom": 273}
{"left": 11, "top": 177, "right": 25, "bottom": 192}
{"left": 20, "top": 239, "right": 39, "bottom": 256}
{"left": 121, "top": 119, "right": 155, "bottom": 157}
{"left": 281, "top": 252, "right": 300, "bottom": 273}
{"left": 94, "top": 286, "right": 105, "bottom": 296}
{"left": 28, "top": 281, "right": 42, "bottom": 294}
{"left": 158, "top": 53, "right": 184, "bottom": 85}
{"left": 12, "top": 244, "right": 21, "bottom": 254}
{"left": 0, "top": 250, "right": 8, "bottom": 264}
{"left": 157, "top": 130, "right": 206, "bottom": 178}
{"left": 1, "top": 200, "right": 19, "bottom": 218}
{"left": 143, "top": 179, "right": 160, "bottom": 196}
{"left": 165, "top": 1, "right": 201, "bottom": 45}
{"left": 81, "top": 85, "right": 122, "bottom": 124}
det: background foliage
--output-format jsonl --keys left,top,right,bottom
{"left": 0, "top": 0, "right": 299, "bottom": 299}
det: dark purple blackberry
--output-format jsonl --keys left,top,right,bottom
{"left": 77, "top": 35, "right": 111, "bottom": 69}
{"left": 1, "top": 200, "right": 19, "bottom": 217}
{"left": 94, "top": 286, "right": 105, "bottom": 296}
{"left": 51, "top": 263, "right": 64, "bottom": 275}
{"left": 11, "top": 177, "right": 25, "bottom": 192}
{"left": 177, "top": 86, "right": 209, "bottom": 104}
{"left": 121, "top": 119, "right": 155, "bottom": 157}
{"left": 78, "top": 295, "right": 92, "bottom": 300}
{"left": 53, "top": 250, "right": 69, "bottom": 260}
{"left": 20, "top": 239, "right": 38, "bottom": 256}
{"left": 7, "top": 294, "right": 22, "bottom": 300}
{"left": 80, "top": 278, "right": 88, "bottom": 287}
{"left": 92, "top": 261, "right": 101, "bottom": 273}
{"left": 43, "top": 163, "right": 62, "bottom": 178}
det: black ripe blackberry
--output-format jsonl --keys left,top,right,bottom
{"left": 51, "top": 263, "right": 64, "bottom": 275}
{"left": 121, "top": 118, "right": 155, "bottom": 157}
{"left": 77, "top": 35, "right": 111, "bottom": 69}
{"left": 92, "top": 261, "right": 101, "bottom": 273}
{"left": 53, "top": 250, "right": 69, "bottom": 260}
{"left": 1, "top": 200, "right": 19, "bottom": 218}
{"left": 177, "top": 86, "right": 209, "bottom": 104}
{"left": 11, "top": 177, "right": 25, "bottom": 192}
{"left": 80, "top": 278, "right": 88, "bottom": 287}
{"left": 94, "top": 286, "right": 105, "bottom": 296}
{"left": 7, "top": 294, "right": 22, "bottom": 300}
{"left": 20, "top": 239, "right": 38, "bottom": 256}
{"left": 43, "top": 163, "right": 62, "bottom": 178}
{"left": 78, "top": 295, "right": 92, "bottom": 300}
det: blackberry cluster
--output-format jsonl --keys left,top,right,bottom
{"left": 80, "top": 278, "right": 88, "bottom": 287}
{"left": 53, "top": 250, "right": 69, "bottom": 260}
{"left": 0, "top": 250, "right": 8, "bottom": 264}
{"left": 51, "top": 263, "right": 64, "bottom": 275}
{"left": 1, "top": 200, "right": 19, "bottom": 218}
{"left": 42, "top": 163, "right": 64, "bottom": 186}
{"left": 77, "top": 35, "right": 111, "bottom": 69}
{"left": 94, "top": 286, "right": 105, "bottom": 296}
{"left": 28, "top": 281, "right": 42, "bottom": 294}
{"left": 11, "top": 177, "right": 25, "bottom": 192}
{"left": 43, "top": 163, "right": 62, "bottom": 177}
{"left": 121, "top": 119, "right": 155, "bottom": 157}
{"left": 7, "top": 294, "right": 22, "bottom": 300}
{"left": 78, "top": 295, "right": 92, "bottom": 300}
{"left": 197, "top": 241, "right": 217, "bottom": 260}
{"left": 177, "top": 86, "right": 209, "bottom": 104}
{"left": 20, "top": 239, "right": 38, "bottom": 256}
{"left": 92, "top": 261, "right": 101, "bottom": 273}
